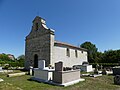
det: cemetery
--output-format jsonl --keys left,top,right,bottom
{"left": 1, "top": 60, "right": 120, "bottom": 89}
{"left": 0, "top": 15, "right": 120, "bottom": 89}
{"left": 0, "top": 21, "right": 119, "bottom": 90}
{"left": 31, "top": 60, "right": 85, "bottom": 86}
{"left": 0, "top": 69, "right": 120, "bottom": 90}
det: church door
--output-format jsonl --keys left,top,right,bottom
{"left": 34, "top": 54, "right": 38, "bottom": 68}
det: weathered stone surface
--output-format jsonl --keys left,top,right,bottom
{"left": 7, "top": 72, "right": 26, "bottom": 77}
{"left": 38, "top": 60, "right": 45, "bottom": 69}
{"left": 113, "top": 67, "right": 120, "bottom": 75}
{"left": 55, "top": 62, "right": 63, "bottom": 71}
{"left": 25, "top": 16, "right": 88, "bottom": 70}
{"left": 25, "top": 16, "right": 55, "bottom": 70}
{"left": 114, "top": 75, "right": 120, "bottom": 85}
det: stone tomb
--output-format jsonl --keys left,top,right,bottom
{"left": 53, "top": 62, "right": 85, "bottom": 86}
{"left": 31, "top": 61, "right": 85, "bottom": 86}
{"left": 80, "top": 65, "right": 93, "bottom": 72}
{"left": 33, "top": 60, "right": 54, "bottom": 81}
{"left": 80, "top": 62, "right": 93, "bottom": 72}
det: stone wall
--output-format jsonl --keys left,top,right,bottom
{"left": 25, "top": 16, "right": 54, "bottom": 70}
{"left": 25, "top": 16, "right": 88, "bottom": 70}
{"left": 52, "top": 46, "right": 87, "bottom": 67}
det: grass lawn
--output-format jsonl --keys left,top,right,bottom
{"left": 0, "top": 72, "right": 120, "bottom": 90}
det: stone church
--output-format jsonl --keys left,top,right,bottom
{"left": 25, "top": 16, "right": 88, "bottom": 70}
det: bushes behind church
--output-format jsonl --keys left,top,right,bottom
{"left": 0, "top": 54, "right": 24, "bottom": 69}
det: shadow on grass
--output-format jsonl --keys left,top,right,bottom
{"left": 27, "top": 78, "right": 64, "bottom": 87}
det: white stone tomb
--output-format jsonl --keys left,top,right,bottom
{"left": 33, "top": 60, "right": 55, "bottom": 81}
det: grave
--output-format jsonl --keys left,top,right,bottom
{"left": 89, "top": 68, "right": 102, "bottom": 77}
{"left": 114, "top": 75, "right": 120, "bottom": 85}
{"left": 80, "top": 65, "right": 93, "bottom": 72}
{"left": 32, "top": 60, "right": 55, "bottom": 82}
{"left": 112, "top": 67, "right": 120, "bottom": 75}
{"left": 74, "top": 62, "right": 93, "bottom": 72}
{"left": 7, "top": 72, "right": 26, "bottom": 77}
{"left": 52, "top": 61, "right": 85, "bottom": 86}
{"left": 31, "top": 60, "right": 85, "bottom": 86}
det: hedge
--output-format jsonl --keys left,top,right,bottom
{"left": 90, "top": 63, "right": 119, "bottom": 68}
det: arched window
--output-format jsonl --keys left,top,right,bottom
{"left": 66, "top": 48, "right": 70, "bottom": 57}
{"left": 34, "top": 54, "right": 38, "bottom": 68}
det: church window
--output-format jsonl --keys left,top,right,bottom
{"left": 75, "top": 50, "right": 78, "bottom": 58}
{"left": 66, "top": 48, "right": 70, "bottom": 57}
{"left": 81, "top": 51, "right": 84, "bottom": 53}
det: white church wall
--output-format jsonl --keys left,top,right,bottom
{"left": 52, "top": 46, "right": 88, "bottom": 67}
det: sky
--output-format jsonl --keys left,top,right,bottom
{"left": 0, "top": 0, "right": 120, "bottom": 57}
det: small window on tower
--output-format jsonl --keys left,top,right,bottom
{"left": 35, "top": 23, "right": 38, "bottom": 30}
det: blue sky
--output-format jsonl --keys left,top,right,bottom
{"left": 0, "top": 0, "right": 120, "bottom": 57}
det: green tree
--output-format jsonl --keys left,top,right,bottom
{"left": 103, "top": 50, "right": 120, "bottom": 63}
{"left": 17, "top": 54, "right": 25, "bottom": 60}
{"left": 17, "top": 55, "right": 25, "bottom": 67}
{"left": 80, "top": 41, "right": 98, "bottom": 63}
{"left": 0, "top": 54, "right": 11, "bottom": 61}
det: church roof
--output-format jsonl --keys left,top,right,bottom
{"left": 54, "top": 41, "right": 87, "bottom": 51}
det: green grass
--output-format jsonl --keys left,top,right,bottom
{"left": 0, "top": 72, "right": 120, "bottom": 90}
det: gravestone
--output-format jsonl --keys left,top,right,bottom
{"left": 38, "top": 60, "right": 45, "bottom": 69}
{"left": 114, "top": 75, "right": 120, "bottom": 85}
{"left": 55, "top": 61, "right": 63, "bottom": 71}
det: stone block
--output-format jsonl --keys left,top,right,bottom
{"left": 34, "top": 68, "right": 54, "bottom": 81}
{"left": 114, "top": 75, "right": 120, "bottom": 85}
{"left": 38, "top": 60, "right": 45, "bottom": 69}
{"left": 53, "top": 69, "right": 80, "bottom": 84}
{"left": 113, "top": 67, "right": 120, "bottom": 75}
{"left": 55, "top": 61, "right": 63, "bottom": 71}
{"left": 7, "top": 72, "right": 26, "bottom": 77}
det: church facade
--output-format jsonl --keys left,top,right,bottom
{"left": 25, "top": 16, "right": 88, "bottom": 70}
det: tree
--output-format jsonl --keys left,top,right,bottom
{"left": 0, "top": 54, "right": 11, "bottom": 61}
{"left": 80, "top": 41, "right": 98, "bottom": 63}
{"left": 17, "top": 55, "right": 25, "bottom": 67}
{"left": 103, "top": 50, "right": 120, "bottom": 63}
{"left": 17, "top": 55, "right": 25, "bottom": 60}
